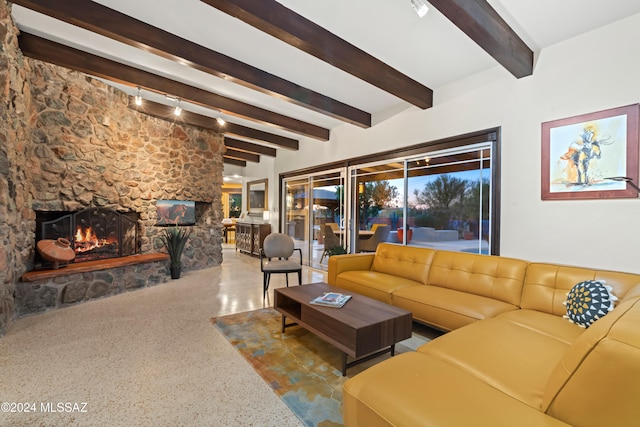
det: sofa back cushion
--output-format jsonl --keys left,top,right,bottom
{"left": 371, "top": 243, "right": 436, "bottom": 285}
{"left": 542, "top": 295, "right": 640, "bottom": 426}
{"left": 427, "top": 251, "right": 528, "bottom": 306}
{"left": 521, "top": 263, "right": 640, "bottom": 316}
{"left": 621, "top": 281, "right": 640, "bottom": 302}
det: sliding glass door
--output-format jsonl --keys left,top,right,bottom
{"left": 283, "top": 177, "right": 309, "bottom": 252}
{"left": 405, "top": 144, "right": 491, "bottom": 253}
{"left": 281, "top": 129, "right": 499, "bottom": 267}
{"left": 349, "top": 161, "right": 404, "bottom": 252}
{"left": 348, "top": 141, "right": 494, "bottom": 254}
{"left": 282, "top": 169, "right": 345, "bottom": 269}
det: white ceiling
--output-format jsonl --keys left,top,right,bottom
{"left": 11, "top": 0, "right": 640, "bottom": 147}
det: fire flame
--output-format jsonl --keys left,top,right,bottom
{"left": 74, "top": 226, "right": 114, "bottom": 253}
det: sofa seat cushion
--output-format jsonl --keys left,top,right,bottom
{"left": 334, "top": 270, "right": 421, "bottom": 304}
{"left": 343, "top": 351, "right": 572, "bottom": 427}
{"left": 496, "top": 309, "right": 584, "bottom": 345}
{"left": 417, "top": 316, "right": 575, "bottom": 408}
{"left": 392, "top": 285, "right": 519, "bottom": 331}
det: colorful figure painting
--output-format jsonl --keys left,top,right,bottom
{"left": 542, "top": 104, "right": 639, "bottom": 200}
{"left": 550, "top": 116, "right": 624, "bottom": 190}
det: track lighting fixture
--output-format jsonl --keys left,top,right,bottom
{"left": 411, "top": 0, "right": 429, "bottom": 18}
{"left": 134, "top": 86, "right": 142, "bottom": 106}
{"left": 164, "top": 95, "right": 182, "bottom": 116}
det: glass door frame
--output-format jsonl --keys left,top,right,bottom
{"left": 347, "top": 158, "right": 406, "bottom": 252}
{"left": 281, "top": 167, "right": 346, "bottom": 269}
{"left": 347, "top": 140, "right": 495, "bottom": 253}
{"left": 279, "top": 128, "right": 501, "bottom": 256}
{"left": 403, "top": 142, "right": 494, "bottom": 253}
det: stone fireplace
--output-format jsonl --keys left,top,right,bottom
{"left": 35, "top": 207, "right": 139, "bottom": 266}
{"left": 0, "top": 7, "right": 225, "bottom": 332}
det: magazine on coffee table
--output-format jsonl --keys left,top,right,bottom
{"left": 310, "top": 292, "right": 352, "bottom": 308}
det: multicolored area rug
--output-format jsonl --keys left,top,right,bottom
{"left": 212, "top": 308, "right": 432, "bottom": 427}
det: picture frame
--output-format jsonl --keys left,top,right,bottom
{"left": 156, "top": 200, "right": 196, "bottom": 226}
{"left": 247, "top": 178, "right": 268, "bottom": 213}
{"left": 541, "top": 104, "right": 640, "bottom": 200}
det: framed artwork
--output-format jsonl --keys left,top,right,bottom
{"left": 156, "top": 200, "right": 196, "bottom": 226}
{"left": 541, "top": 104, "right": 639, "bottom": 200}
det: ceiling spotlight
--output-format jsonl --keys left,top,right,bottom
{"left": 411, "top": 0, "right": 429, "bottom": 18}
{"left": 216, "top": 116, "right": 225, "bottom": 126}
{"left": 174, "top": 99, "right": 182, "bottom": 116}
{"left": 134, "top": 86, "right": 142, "bottom": 106}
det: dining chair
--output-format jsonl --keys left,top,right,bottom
{"left": 325, "top": 222, "right": 340, "bottom": 233}
{"left": 222, "top": 218, "right": 235, "bottom": 243}
{"left": 320, "top": 224, "right": 342, "bottom": 263}
{"left": 358, "top": 224, "right": 390, "bottom": 252}
{"left": 260, "top": 233, "right": 303, "bottom": 298}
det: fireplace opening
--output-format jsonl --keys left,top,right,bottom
{"left": 35, "top": 207, "right": 139, "bottom": 266}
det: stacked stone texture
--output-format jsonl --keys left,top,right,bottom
{"left": 0, "top": 1, "right": 33, "bottom": 335}
{"left": 1, "top": 1, "right": 226, "bottom": 329}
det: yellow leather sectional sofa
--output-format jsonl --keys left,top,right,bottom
{"left": 327, "top": 243, "right": 640, "bottom": 427}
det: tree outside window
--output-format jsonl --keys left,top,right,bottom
{"left": 358, "top": 181, "right": 398, "bottom": 230}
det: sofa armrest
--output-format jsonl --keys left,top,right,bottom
{"left": 327, "top": 253, "right": 375, "bottom": 285}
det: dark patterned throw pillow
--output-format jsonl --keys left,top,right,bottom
{"left": 563, "top": 280, "right": 618, "bottom": 328}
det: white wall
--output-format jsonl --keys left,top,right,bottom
{"left": 246, "top": 14, "right": 640, "bottom": 274}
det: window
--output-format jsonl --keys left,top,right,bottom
{"left": 280, "top": 129, "right": 500, "bottom": 269}
{"left": 404, "top": 144, "right": 492, "bottom": 254}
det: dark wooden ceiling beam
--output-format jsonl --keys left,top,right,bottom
{"left": 223, "top": 157, "right": 246, "bottom": 167}
{"left": 225, "top": 147, "right": 259, "bottom": 163}
{"left": 19, "top": 32, "right": 329, "bottom": 141}
{"left": 10, "top": 0, "right": 371, "bottom": 128}
{"left": 224, "top": 137, "right": 276, "bottom": 157}
{"left": 222, "top": 125, "right": 297, "bottom": 149}
{"left": 201, "top": 0, "right": 433, "bottom": 109}
{"left": 428, "top": 0, "right": 533, "bottom": 78}
{"left": 126, "top": 98, "right": 298, "bottom": 151}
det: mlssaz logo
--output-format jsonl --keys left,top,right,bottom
{"left": 40, "top": 402, "right": 88, "bottom": 413}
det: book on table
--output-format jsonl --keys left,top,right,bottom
{"left": 310, "top": 292, "right": 352, "bottom": 308}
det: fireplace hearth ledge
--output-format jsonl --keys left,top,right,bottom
{"left": 21, "top": 253, "right": 170, "bottom": 282}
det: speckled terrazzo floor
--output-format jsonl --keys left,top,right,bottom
{"left": 0, "top": 245, "right": 326, "bottom": 427}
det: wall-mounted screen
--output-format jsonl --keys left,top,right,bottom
{"left": 156, "top": 200, "right": 196, "bottom": 226}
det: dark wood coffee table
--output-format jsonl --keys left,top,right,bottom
{"left": 274, "top": 282, "right": 412, "bottom": 376}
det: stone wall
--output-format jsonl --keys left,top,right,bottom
{"left": 15, "top": 261, "right": 170, "bottom": 318}
{"left": 0, "top": 1, "right": 225, "bottom": 333}
{"left": 26, "top": 60, "right": 225, "bottom": 267}
{"left": 0, "top": 1, "right": 32, "bottom": 336}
